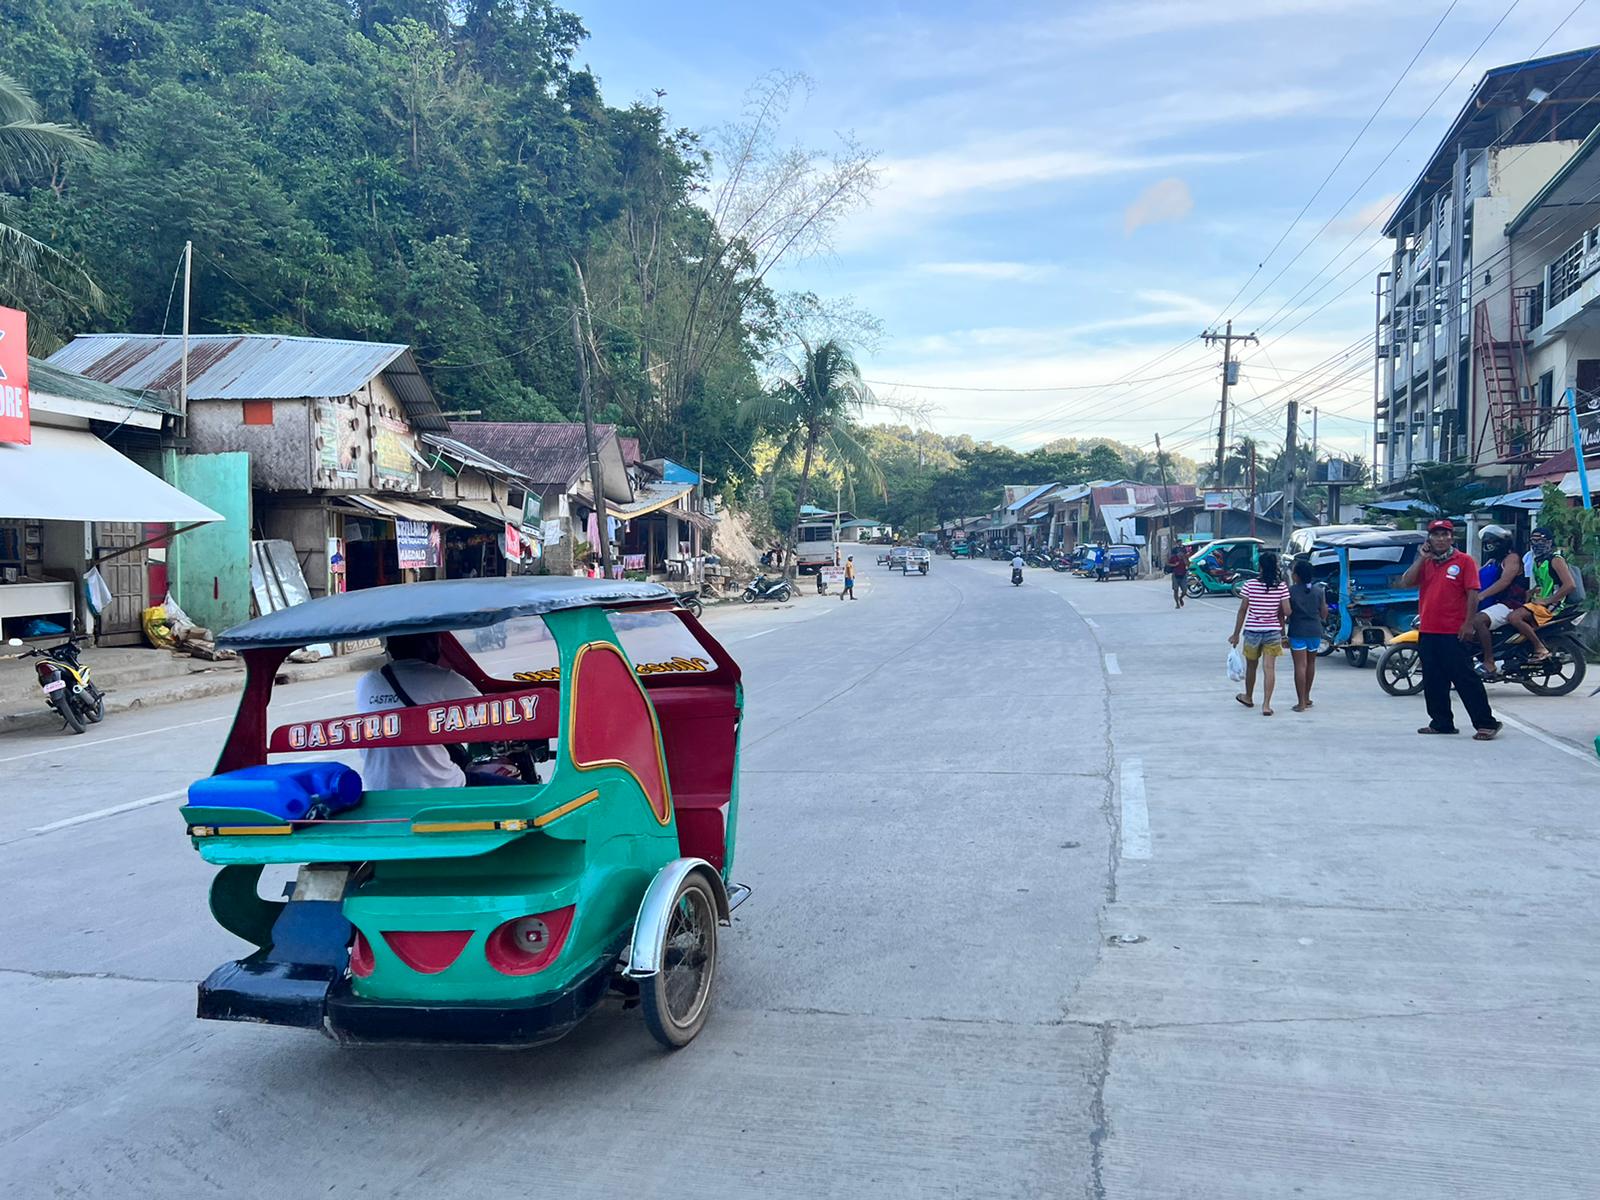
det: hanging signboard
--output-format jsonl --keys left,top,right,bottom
{"left": 0, "top": 305, "right": 31, "bottom": 445}
{"left": 395, "top": 519, "right": 439, "bottom": 568}
{"left": 1203, "top": 491, "right": 1235, "bottom": 511}
{"left": 1574, "top": 387, "right": 1600, "bottom": 454}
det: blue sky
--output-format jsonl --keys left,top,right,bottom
{"left": 576, "top": 0, "right": 1600, "bottom": 464}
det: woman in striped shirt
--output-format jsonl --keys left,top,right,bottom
{"left": 1228, "top": 551, "right": 1291, "bottom": 715}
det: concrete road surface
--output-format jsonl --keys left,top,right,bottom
{"left": 2, "top": 559, "right": 1596, "bottom": 1198}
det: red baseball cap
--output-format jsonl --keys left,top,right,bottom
{"left": 1427, "top": 519, "right": 1454, "bottom": 533}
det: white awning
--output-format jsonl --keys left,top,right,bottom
{"left": 0, "top": 425, "right": 223, "bottom": 524}
{"left": 343, "top": 494, "right": 473, "bottom": 528}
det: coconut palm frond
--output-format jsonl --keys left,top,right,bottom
{"left": 0, "top": 120, "right": 95, "bottom": 189}
{"left": 822, "top": 421, "right": 887, "bottom": 502}
{"left": 0, "top": 71, "right": 41, "bottom": 125}
{"left": 0, "top": 219, "right": 106, "bottom": 310}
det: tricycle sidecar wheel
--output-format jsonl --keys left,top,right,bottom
{"left": 1376, "top": 644, "right": 1423, "bottom": 696}
{"left": 641, "top": 874, "right": 719, "bottom": 1049}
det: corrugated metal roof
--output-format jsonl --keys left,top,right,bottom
{"left": 49, "top": 333, "right": 446, "bottom": 431}
{"left": 419, "top": 433, "right": 529, "bottom": 483}
{"left": 448, "top": 422, "right": 621, "bottom": 494}
{"left": 1006, "top": 482, "right": 1059, "bottom": 512}
{"left": 27, "top": 356, "right": 179, "bottom": 415}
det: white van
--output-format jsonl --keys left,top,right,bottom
{"left": 1289, "top": 524, "right": 1400, "bottom": 570}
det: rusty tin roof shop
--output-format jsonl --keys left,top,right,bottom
{"left": 49, "top": 334, "right": 447, "bottom": 432}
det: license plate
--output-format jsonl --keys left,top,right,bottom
{"left": 41, "top": 680, "right": 66, "bottom": 694}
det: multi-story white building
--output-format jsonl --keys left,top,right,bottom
{"left": 1376, "top": 46, "right": 1600, "bottom": 486}
{"left": 1501, "top": 124, "right": 1600, "bottom": 486}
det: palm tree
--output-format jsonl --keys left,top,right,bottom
{"left": 745, "top": 338, "right": 885, "bottom": 571}
{"left": 0, "top": 71, "right": 102, "bottom": 347}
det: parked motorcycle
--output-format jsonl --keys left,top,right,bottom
{"left": 8, "top": 634, "right": 105, "bottom": 735}
{"left": 676, "top": 590, "right": 704, "bottom": 619}
{"left": 1375, "top": 609, "right": 1588, "bottom": 697}
{"left": 741, "top": 575, "right": 793, "bottom": 604}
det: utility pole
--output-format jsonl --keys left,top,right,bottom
{"left": 1311, "top": 406, "right": 1320, "bottom": 522}
{"left": 571, "top": 308, "right": 613, "bottom": 577}
{"left": 1247, "top": 441, "right": 1258, "bottom": 539}
{"left": 1283, "top": 400, "right": 1299, "bottom": 549}
{"left": 179, "top": 240, "right": 192, "bottom": 440}
{"left": 1155, "top": 432, "right": 1174, "bottom": 557}
{"left": 1201, "top": 320, "right": 1258, "bottom": 537}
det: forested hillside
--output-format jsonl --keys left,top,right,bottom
{"left": 0, "top": 0, "right": 805, "bottom": 487}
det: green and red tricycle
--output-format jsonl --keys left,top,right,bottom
{"left": 182, "top": 577, "right": 748, "bottom": 1049}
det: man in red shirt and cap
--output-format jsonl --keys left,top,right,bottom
{"left": 1397, "top": 519, "right": 1500, "bottom": 739}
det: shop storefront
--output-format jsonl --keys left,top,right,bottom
{"left": 0, "top": 319, "right": 223, "bottom": 642}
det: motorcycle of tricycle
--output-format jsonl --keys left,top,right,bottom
{"left": 1375, "top": 607, "right": 1588, "bottom": 697}
{"left": 742, "top": 574, "right": 793, "bottom": 604}
{"left": 7, "top": 634, "right": 105, "bottom": 734}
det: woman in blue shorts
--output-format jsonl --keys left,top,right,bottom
{"left": 1286, "top": 557, "right": 1329, "bottom": 713}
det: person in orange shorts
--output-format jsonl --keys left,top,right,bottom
{"left": 1508, "top": 527, "right": 1576, "bottom": 661}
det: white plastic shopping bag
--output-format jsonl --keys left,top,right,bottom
{"left": 1226, "top": 645, "right": 1246, "bottom": 682}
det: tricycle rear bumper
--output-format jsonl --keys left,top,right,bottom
{"left": 196, "top": 894, "right": 620, "bottom": 1047}
{"left": 200, "top": 950, "right": 618, "bottom": 1048}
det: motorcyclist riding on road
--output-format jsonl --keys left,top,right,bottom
{"left": 1470, "top": 524, "right": 1525, "bottom": 679}
{"left": 1011, "top": 552, "right": 1025, "bottom": 586}
{"left": 1509, "top": 526, "right": 1577, "bottom": 661}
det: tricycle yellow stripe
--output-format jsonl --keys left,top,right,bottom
{"left": 533, "top": 789, "right": 600, "bottom": 827}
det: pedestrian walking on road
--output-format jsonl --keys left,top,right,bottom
{"left": 1287, "top": 558, "right": 1328, "bottom": 712}
{"left": 1399, "top": 519, "right": 1500, "bottom": 740}
{"left": 1165, "top": 540, "right": 1191, "bottom": 609}
{"left": 842, "top": 555, "right": 856, "bottom": 600}
{"left": 1229, "top": 550, "right": 1290, "bottom": 716}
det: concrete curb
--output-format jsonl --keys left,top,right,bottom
{"left": 0, "top": 652, "right": 382, "bottom": 736}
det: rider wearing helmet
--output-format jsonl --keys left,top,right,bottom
{"left": 1469, "top": 524, "right": 1525, "bottom": 679}
{"left": 1509, "top": 526, "right": 1577, "bottom": 661}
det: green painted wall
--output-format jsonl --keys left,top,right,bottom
{"left": 163, "top": 450, "right": 252, "bottom": 634}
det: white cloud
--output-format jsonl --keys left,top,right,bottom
{"left": 1124, "top": 177, "right": 1194, "bottom": 235}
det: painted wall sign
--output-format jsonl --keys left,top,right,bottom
{"left": 0, "top": 306, "right": 31, "bottom": 445}
{"left": 373, "top": 412, "right": 418, "bottom": 487}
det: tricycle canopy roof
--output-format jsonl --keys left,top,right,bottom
{"left": 1312, "top": 530, "right": 1427, "bottom": 550}
{"left": 218, "top": 577, "right": 675, "bottom": 650}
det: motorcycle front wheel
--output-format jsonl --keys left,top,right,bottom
{"left": 741, "top": 591, "right": 756, "bottom": 604}
{"left": 1183, "top": 576, "right": 1205, "bottom": 598}
{"left": 76, "top": 686, "right": 105, "bottom": 724}
{"left": 1375, "top": 644, "right": 1423, "bottom": 696}
{"left": 51, "top": 689, "right": 86, "bottom": 734}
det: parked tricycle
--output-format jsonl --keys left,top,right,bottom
{"left": 181, "top": 577, "right": 749, "bottom": 1049}
{"left": 1182, "top": 537, "right": 1267, "bottom": 598}
{"left": 1311, "top": 529, "right": 1423, "bottom": 667}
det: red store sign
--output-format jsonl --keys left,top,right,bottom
{"left": 0, "top": 306, "right": 30, "bottom": 445}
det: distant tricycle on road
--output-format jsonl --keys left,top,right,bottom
{"left": 180, "top": 577, "right": 749, "bottom": 1050}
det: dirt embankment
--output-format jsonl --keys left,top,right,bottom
{"left": 711, "top": 506, "right": 765, "bottom": 568}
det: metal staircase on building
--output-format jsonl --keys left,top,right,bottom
{"left": 1477, "top": 290, "right": 1551, "bottom": 464}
